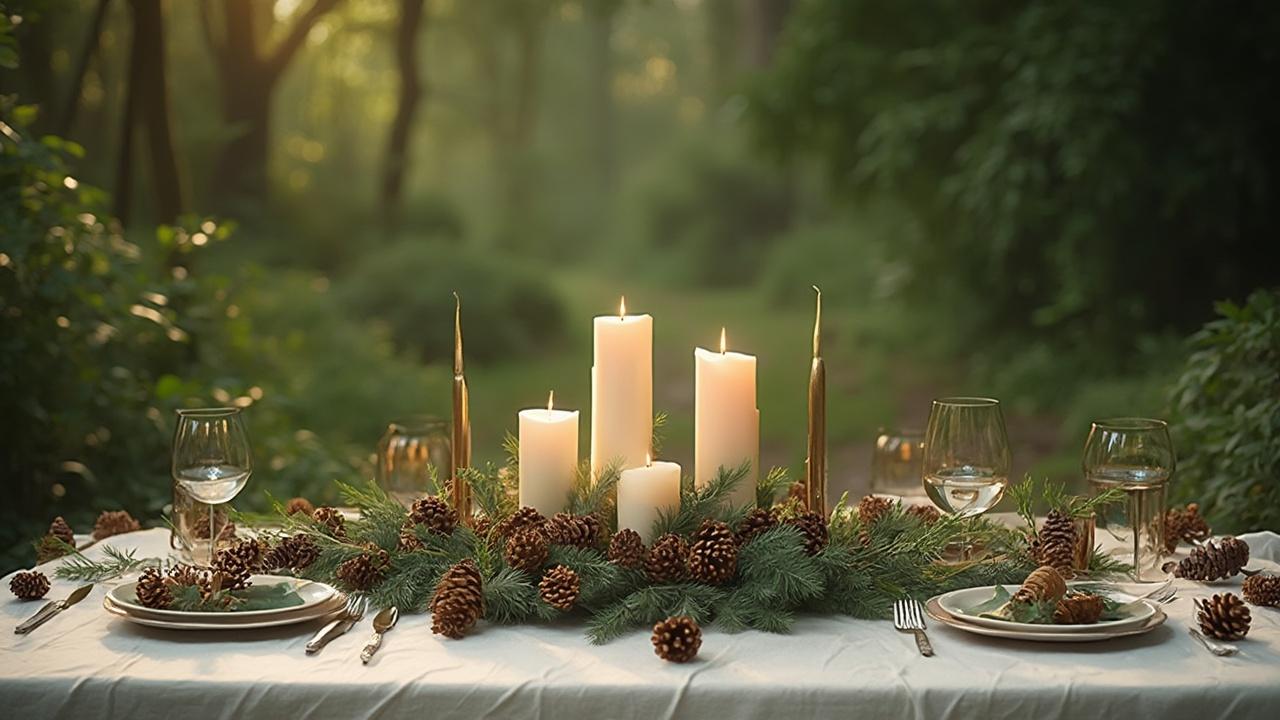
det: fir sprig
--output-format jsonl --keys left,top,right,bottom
{"left": 52, "top": 543, "right": 159, "bottom": 582}
{"left": 651, "top": 461, "right": 752, "bottom": 537}
{"left": 461, "top": 464, "right": 518, "bottom": 520}
{"left": 565, "top": 460, "right": 622, "bottom": 520}
{"left": 587, "top": 583, "right": 728, "bottom": 644}
{"left": 651, "top": 411, "right": 669, "bottom": 456}
{"left": 483, "top": 566, "right": 558, "bottom": 624}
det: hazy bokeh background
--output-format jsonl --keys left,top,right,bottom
{"left": 2, "top": 0, "right": 1277, "bottom": 570}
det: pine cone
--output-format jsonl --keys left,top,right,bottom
{"left": 1162, "top": 536, "right": 1250, "bottom": 581}
{"left": 1054, "top": 592, "right": 1104, "bottom": 624}
{"left": 1032, "top": 510, "right": 1078, "bottom": 578}
{"left": 93, "top": 510, "right": 141, "bottom": 540}
{"left": 167, "top": 563, "right": 218, "bottom": 602}
{"left": 646, "top": 533, "right": 688, "bottom": 583}
{"left": 312, "top": 506, "right": 347, "bottom": 540}
{"left": 35, "top": 534, "right": 72, "bottom": 564}
{"left": 211, "top": 546, "right": 255, "bottom": 591}
{"left": 285, "top": 497, "right": 315, "bottom": 516}
{"left": 408, "top": 496, "right": 457, "bottom": 536}
{"left": 539, "top": 564, "right": 581, "bottom": 611}
{"left": 495, "top": 506, "right": 546, "bottom": 540}
{"left": 608, "top": 529, "right": 648, "bottom": 569}
{"left": 687, "top": 520, "right": 738, "bottom": 585}
{"left": 336, "top": 547, "right": 390, "bottom": 591}
{"left": 1242, "top": 574, "right": 1280, "bottom": 607}
{"left": 905, "top": 504, "right": 941, "bottom": 525}
{"left": 134, "top": 567, "right": 172, "bottom": 609}
{"left": 652, "top": 616, "right": 701, "bottom": 663}
{"left": 430, "top": 558, "right": 484, "bottom": 638}
{"left": 1013, "top": 566, "right": 1068, "bottom": 605}
{"left": 472, "top": 515, "right": 494, "bottom": 543}
{"left": 1195, "top": 593, "right": 1251, "bottom": 641}
{"left": 736, "top": 507, "right": 778, "bottom": 545}
{"left": 9, "top": 571, "right": 50, "bottom": 600}
{"left": 544, "top": 513, "right": 602, "bottom": 549}
{"left": 788, "top": 511, "right": 829, "bottom": 556}
{"left": 397, "top": 522, "right": 424, "bottom": 552}
{"left": 221, "top": 538, "right": 266, "bottom": 572}
{"left": 48, "top": 516, "right": 75, "bottom": 546}
{"left": 263, "top": 534, "right": 320, "bottom": 572}
{"left": 1162, "top": 503, "right": 1211, "bottom": 552}
{"left": 857, "top": 495, "right": 894, "bottom": 544}
{"left": 505, "top": 527, "right": 549, "bottom": 574}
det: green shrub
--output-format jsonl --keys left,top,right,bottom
{"left": 337, "top": 240, "right": 568, "bottom": 365}
{"left": 1168, "top": 289, "right": 1280, "bottom": 533}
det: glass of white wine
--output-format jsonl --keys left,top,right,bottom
{"left": 172, "top": 407, "right": 253, "bottom": 566}
{"left": 922, "top": 397, "right": 1011, "bottom": 558}
{"left": 1083, "top": 418, "right": 1174, "bottom": 581}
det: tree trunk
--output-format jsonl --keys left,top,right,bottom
{"left": 113, "top": 10, "right": 141, "bottom": 226}
{"left": 740, "top": 0, "right": 792, "bottom": 69}
{"left": 201, "top": 0, "right": 343, "bottom": 201}
{"left": 131, "top": 0, "right": 184, "bottom": 223}
{"left": 59, "top": 0, "right": 112, "bottom": 137}
{"left": 380, "top": 0, "right": 427, "bottom": 230}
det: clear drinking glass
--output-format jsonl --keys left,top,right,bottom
{"left": 1083, "top": 418, "right": 1174, "bottom": 581}
{"left": 172, "top": 407, "right": 253, "bottom": 566}
{"left": 922, "top": 397, "right": 1011, "bottom": 521}
{"left": 376, "top": 416, "right": 451, "bottom": 508}
{"left": 871, "top": 428, "right": 925, "bottom": 497}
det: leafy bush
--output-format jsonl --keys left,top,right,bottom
{"left": 338, "top": 240, "right": 568, "bottom": 365}
{"left": 752, "top": 0, "right": 1280, "bottom": 360}
{"left": 622, "top": 133, "right": 792, "bottom": 287}
{"left": 1168, "top": 289, "right": 1280, "bottom": 533}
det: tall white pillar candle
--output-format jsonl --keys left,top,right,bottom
{"left": 519, "top": 392, "right": 579, "bottom": 515}
{"left": 591, "top": 297, "right": 653, "bottom": 477}
{"left": 694, "top": 329, "right": 759, "bottom": 507}
{"left": 617, "top": 459, "right": 682, "bottom": 544}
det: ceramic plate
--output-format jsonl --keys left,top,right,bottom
{"left": 924, "top": 596, "right": 1167, "bottom": 643}
{"left": 104, "top": 594, "right": 345, "bottom": 630}
{"left": 107, "top": 575, "right": 337, "bottom": 620}
{"left": 935, "top": 584, "right": 1156, "bottom": 633}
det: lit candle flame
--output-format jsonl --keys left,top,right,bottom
{"left": 619, "top": 296, "right": 627, "bottom": 317}
{"left": 645, "top": 453, "right": 652, "bottom": 467}
{"left": 547, "top": 390, "right": 555, "bottom": 411}
{"left": 719, "top": 327, "right": 727, "bottom": 354}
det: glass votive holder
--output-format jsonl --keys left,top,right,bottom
{"left": 376, "top": 416, "right": 451, "bottom": 508}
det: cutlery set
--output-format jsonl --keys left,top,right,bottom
{"left": 305, "top": 596, "right": 400, "bottom": 664}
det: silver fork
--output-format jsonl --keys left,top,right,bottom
{"left": 893, "top": 598, "right": 934, "bottom": 657}
{"left": 306, "top": 595, "right": 368, "bottom": 655}
{"left": 1188, "top": 627, "right": 1238, "bottom": 657}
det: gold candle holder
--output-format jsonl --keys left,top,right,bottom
{"left": 451, "top": 292, "right": 472, "bottom": 521}
{"left": 805, "top": 286, "right": 827, "bottom": 513}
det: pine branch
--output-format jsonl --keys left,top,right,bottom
{"left": 502, "top": 430, "right": 520, "bottom": 476}
{"left": 53, "top": 544, "right": 159, "bottom": 582}
{"left": 736, "top": 526, "right": 825, "bottom": 605}
{"left": 462, "top": 464, "right": 517, "bottom": 520}
{"left": 756, "top": 465, "right": 791, "bottom": 508}
{"left": 651, "top": 411, "right": 668, "bottom": 456}
{"left": 566, "top": 460, "right": 622, "bottom": 520}
{"left": 651, "top": 461, "right": 752, "bottom": 537}
{"left": 1009, "top": 474, "right": 1038, "bottom": 531}
{"left": 484, "top": 566, "right": 557, "bottom": 624}
{"left": 586, "top": 583, "right": 726, "bottom": 644}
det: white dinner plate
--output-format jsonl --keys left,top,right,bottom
{"left": 935, "top": 584, "right": 1156, "bottom": 633}
{"left": 107, "top": 575, "right": 337, "bottom": 620}
{"left": 925, "top": 596, "right": 1167, "bottom": 643}
{"left": 104, "top": 594, "right": 345, "bottom": 630}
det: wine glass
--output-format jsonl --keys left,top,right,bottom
{"left": 172, "top": 407, "right": 253, "bottom": 566}
{"left": 922, "top": 398, "right": 1011, "bottom": 557}
{"left": 1083, "top": 418, "right": 1174, "bottom": 581}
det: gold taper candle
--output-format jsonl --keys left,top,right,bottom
{"left": 451, "top": 292, "right": 472, "bottom": 520}
{"left": 805, "top": 286, "right": 827, "bottom": 513}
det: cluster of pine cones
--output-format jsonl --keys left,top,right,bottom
{"left": 34, "top": 511, "right": 144, "bottom": 564}
{"left": 134, "top": 563, "right": 224, "bottom": 609}
{"left": 1163, "top": 536, "right": 1250, "bottom": 581}
{"left": 1162, "top": 503, "right": 1211, "bottom": 552}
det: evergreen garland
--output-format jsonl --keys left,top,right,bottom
{"left": 258, "top": 464, "right": 1129, "bottom": 643}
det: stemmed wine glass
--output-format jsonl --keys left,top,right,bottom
{"left": 921, "top": 397, "right": 1011, "bottom": 557}
{"left": 1082, "top": 418, "right": 1174, "bottom": 581}
{"left": 172, "top": 408, "right": 253, "bottom": 566}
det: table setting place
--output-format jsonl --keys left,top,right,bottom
{"left": 3, "top": 295, "right": 1279, "bottom": 720}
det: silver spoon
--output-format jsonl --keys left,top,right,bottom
{"left": 360, "top": 606, "right": 399, "bottom": 664}
{"left": 1188, "top": 627, "right": 1238, "bottom": 657}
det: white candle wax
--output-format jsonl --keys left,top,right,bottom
{"left": 518, "top": 402, "right": 579, "bottom": 516}
{"left": 694, "top": 342, "right": 759, "bottom": 508}
{"left": 617, "top": 460, "right": 682, "bottom": 544}
{"left": 591, "top": 306, "right": 653, "bottom": 476}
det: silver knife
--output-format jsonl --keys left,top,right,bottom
{"left": 15, "top": 584, "right": 94, "bottom": 635}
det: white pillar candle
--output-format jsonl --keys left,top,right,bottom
{"left": 519, "top": 392, "right": 579, "bottom": 515}
{"left": 591, "top": 297, "right": 653, "bottom": 477}
{"left": 694, "top": 328, "right": 759, "bottom": 507}
{"left": 618, "top": 458, "right": 682, "bottom": 544}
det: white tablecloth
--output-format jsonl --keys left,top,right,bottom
{"left": 2, "top": 529, "right": 1278, "bottom": 720}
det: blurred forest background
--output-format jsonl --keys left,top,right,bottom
{"left": 2, "top": 0, "right": 1277, "bottom": 571}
